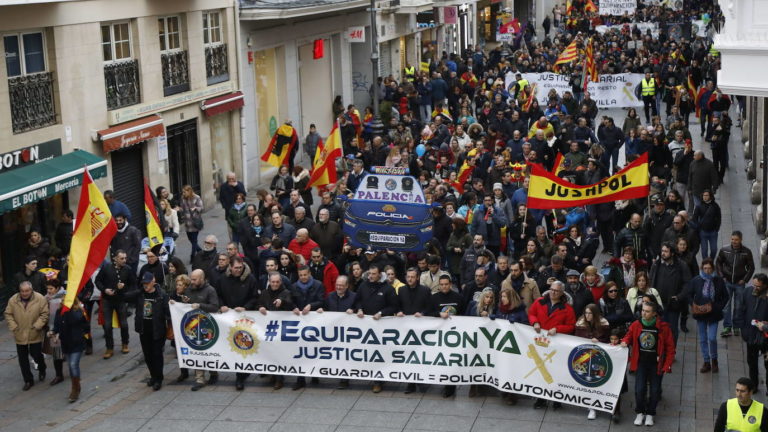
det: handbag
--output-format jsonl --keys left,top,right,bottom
{"left": 192, "top": 211, "right": 204, "bottom": 230}
{"left": 692, "top": 302, "right": 712, "bottom": 316}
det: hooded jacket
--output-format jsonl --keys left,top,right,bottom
{"left": 580, "top": 272, "right": 607, "bottom": 303}
{"left": 527, "top": 291, "right": 576, "bottom": 335}
{"left": 216, "top": 265, "right": 259, "bottom": 310}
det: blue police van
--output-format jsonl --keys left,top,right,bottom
{"left": 341, "top": 166, "right": 434, "bottom": 251}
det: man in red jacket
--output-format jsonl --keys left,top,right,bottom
{"left": 620, "top": 301, "right": 675, "bottom": 427}
{"left": 528, "top": 280, "right": 576, "bottom": 410}
{"left": 308, "top": 247, "right": 339, "bottom": 296}
{"left": 289, "top": 229, "right": 319, "bottom": 262}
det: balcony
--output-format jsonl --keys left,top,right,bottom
{"left": 8, "top": 71, "right": 57, "bottom": 134}
{"left": 104, "top": 59, "right": 141, "bottom": 110}
{"left": 205, "top": 44, "right": 229, "bottom": 85}
{"left": 161, "top": 50, "right": 190, "bottom": 97}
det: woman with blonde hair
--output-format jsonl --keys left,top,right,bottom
{"left": 626, "top": 271, "right": 663, "bottom": 320}
{"left": 159, "top": 198, "right": 179, "bottom": 240}
{"left": 180, "top": 185, "right": 204, "bottom": 261}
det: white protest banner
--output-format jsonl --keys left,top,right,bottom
{"left": 595, "top": 22, "right": 659, "bottom": 38}
{"left": 506, "top": 72, "right": 644, "bottom": 108}
{"left": 171, "top": 303, "right": 628, "bottom": 413}
{"left": 598, "top": 0, "right": 637, "bottom": 16}
{"left": 645, "top": 0, "right": 682, "bottom": 10}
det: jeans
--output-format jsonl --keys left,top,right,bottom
{"left": 746, "top": 343, "right": 768, "bottom": 389}
{"left": 102, "top": 300, "right": 129, "bottom": 349}
{"left": 186, "top": 231, "right": 201, "bottom": 257}
{"left": 17, "top": 343, "right": 45, "bottom": 384}
{"left": 697, "top": 320, "right": 719, "bottom": 361}
{"left": 663, "top": 309, "right": 680, "bottom": 345}
{"left": 699, "top": 230, "right": 718, "bottom": 259}
{"left": 419, "top": 104, "right": 432, "bottom": 122}
{"left": 139, "top": 332, "right": 165, "bottom": 382}
{"left": 67, "top": 351, "right": 83, "bottom": 378}
{"left": 634, "top": 361, "right": 663, "bottom": 415}
{"left": 692, "top": 194, "right": 702, "bottom": 211}
{"left": 723, "top": 282, "right": 745, "bottom": 329}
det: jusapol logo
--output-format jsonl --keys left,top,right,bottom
{"left": 568, "top": 344, "right": 613, "bottom": 388}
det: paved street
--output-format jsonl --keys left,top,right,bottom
{"left": 0, "top": 107, "right": 760, "bottom": 432}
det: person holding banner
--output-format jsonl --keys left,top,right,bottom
{"left": 528, "top": 280, "right": 576, "bottom": 409}
{"left": 620, "top": 301, "right": 675, "bottom": 427}
{"left": 430, "top": 274, "right": 465, "bottom": 397}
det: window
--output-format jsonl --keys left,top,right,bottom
{"left": 203, "top": 11, "right": 222, "bottom": 46}
{"left": 158, "top": 16, "right": 181, "bottom": 52}
{"left": 101, "top": 23, "right": 131, "bottom": 62}
{"left": 4, "top": 32, "right": 45, "bottom": 77}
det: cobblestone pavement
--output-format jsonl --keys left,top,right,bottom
{"left": 2, "top": 107, "right": 760, "bottom": 432}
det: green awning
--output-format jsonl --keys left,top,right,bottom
{"left": 0, "top": 150, "right": 107, "bottom": 214}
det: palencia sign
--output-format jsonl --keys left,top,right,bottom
{"left": 171, "top": 303, "right": 628, "bottom": 412}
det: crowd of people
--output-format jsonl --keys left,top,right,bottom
{"left": 3, "top": 0, "right": 766, "bottom": 428}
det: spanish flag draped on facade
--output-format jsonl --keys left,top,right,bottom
{"left": 527, "top": 153, "right": 650, "bottom": 209}
{"left": 307, "top": 121, "right": 343, "bottom": 189}
{"left": 63, "top": 169, "right": 117, "bottom": 311}
{"left": 553, "top": 39, "right": 579, "bottom": 72}
{"left": 261, "top": 123, "right": 298, "bottom": 167}
{"left": 144, "top": 182, "right": 164, "bottom": 248}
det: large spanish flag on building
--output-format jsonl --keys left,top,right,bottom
{"left": 63, "top": 169, "right": 117, "bottom": 311}
{"left": 307, "top": 121, "right": 343, "bottom": 189}
{"left": 261, "top": 123, "right": 298, "bottom": 168}
{"left": 144, "top": 182, "right": 164, "bottom": 248}
{"left": 527, "top": 153, "right": 649, "bottom": 209}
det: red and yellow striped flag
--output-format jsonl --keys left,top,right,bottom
{"left": 553, "top": 40, "right": 579, "bottom": 72}
{"left": 566, "top": 0, "right": 573, "bottom": 15}
{"left": 307, "top": 121, "right": 343, "bottom": 189}
{"left": 522, "top": 83, "right": 538, "bottom": 112}
{"left": 64, "top": 169, "right": 117, "bottom": 311}
{"left": 583, "top": 37, "right": 599, "bottom": 92}
{"left": 585, "top": 0, "right": 597, "bottom": 13}
{"left": 144, "top": 182, "right": 164, "bottom": 248}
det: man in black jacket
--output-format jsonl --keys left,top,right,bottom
{"left": 135, "top": 272, "right": 170, "bottom": 391}
{"left": 735, "top": 274, "right": 768, "bottom": 391}
{"left": 597, "top": 117, "right": 624, "bottom": 173}
{"left": 717, "top": 231, "right": 756, "bottom": 337}
{"left": 396, "top": 268, "right": 432, "bottom": 394}
{"left": 649, "top": 243, "right": 692, "bottom": 344}
{"left": 111, "top": 215, "right": 141, "bottom": 272}
{"left": 95, "top": 251, "right": 136, "bottom": 358}
{"left": 614, "top": 214, "right": 649, "bottom": 261}
{"left": 192, "top": 235, "right": 219, "bottom": 278}
{"left": 354, "top": 265, "right": 399, "bottom": 393}
{"left": 643, "top": 197, "right": 674, "bottom": 260}
{"left": 217, "top": 256, "right": 259, "bottom": 390}
{"left": 289, "top": 265, "right": 325, "bottom": 390}
{"left": 430, "top": 275, "right": 465, "bottom": 398}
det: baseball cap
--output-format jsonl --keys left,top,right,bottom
{"left": 141, "top": 272, "right": 155, "bottom": 284}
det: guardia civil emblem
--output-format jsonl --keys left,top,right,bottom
{"left": 568, "top": 344, "right": 613, "bottom": 388}
{"left": 228, "top": 317, "right": 259, "bottom": 358}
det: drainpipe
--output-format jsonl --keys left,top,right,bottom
{"left": 234, "top": 0, "right": 248, "bottom": 190}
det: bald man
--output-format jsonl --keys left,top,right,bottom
{"left": 170, "top": 269, "right": 220, "bottom": 390}
{"left": 288, "top": 228, "right": 319, "bottom": 262}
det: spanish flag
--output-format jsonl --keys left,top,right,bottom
{"left": 307, "top": 121, "right": 343, "bottom": 189}
{"left": 583, "top": 37, "right": 598, "bottom": 92}
{"left": 144, "top": 182, "right": 164, "bottom": 248}
{"left": 452, "top": 152, "right": 476, "bottom": 194}
{"left": 566, "top": 0, "right": 573, "bottom": 15}
{"left": 522, "top": 83, "right": 537, "bottom": 112}
{"left": 585, "top": 0, "right": 597, "bottom": 13}
{"left": 552, "top": 152, "right": 565, "bottom": 176}
{"left": 63, "top": 169, "right": 117, "bottom": 311}
{"left": 553, "top": 40, "right": 579, "bottom": 72}
{"left": 261, "top": 124, "right": 298, "bottom": 168}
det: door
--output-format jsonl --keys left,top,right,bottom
{"left": 111, "top": 144, "right": 144, "bottom": 231}
{"left": 167, "top": 119, "right": 201, "bottom": 197}
{"left": 298, "top": 41, "right": 333, "bottom": 138}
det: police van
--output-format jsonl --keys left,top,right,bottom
{"left": 341, "top": 166, "right": 434, "bottom": 251}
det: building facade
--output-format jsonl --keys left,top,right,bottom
{"left": 238, "top": 0, "right": 478, "bottom": 185}
{"left": 715, "top": 0, "right": 768, "bottom": 265}
{"left": 0, "top": 0, "right": 243, "bottom": 289}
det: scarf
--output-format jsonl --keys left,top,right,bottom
{"left": 620, "top": 256, "right": 636, "bottom": 288}
{"left": 296, "top": 277, "right": 314, "bottom": 293}
{"left": 700, "top": 271, "right": 714, "bottom": 300}
{"left": 117, "top": 221, "right": 129, "bottom": 233}
{"left": 234, "top": 202, "right": 246, "bottom": 211}
{"left": 571, "top": 236, "right": 581, "bottom": 247}
{"left": 510, "top": 275, "right": 524, "bottom": 293}
{"left": 252, "top": 225, "right": 263, "bottom": 234}
{"left": 498, "top": 301, "right": 512, "bottom": 314}
{"left": 641, "top": 317, "right": 656, "bottom": 327}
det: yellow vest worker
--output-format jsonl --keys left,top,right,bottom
{"left": 404, "top": 65, "right": 415, "bottom": 82}
{"left": 725, "top": 398, "right": 764, "bottom": 432}
{"left": 517, "top": 78, "right": 529, "bottom": 95}
{"left": 641, "top": 77, "right": 656, "bottom": 96}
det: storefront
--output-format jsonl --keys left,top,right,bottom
{"left": 97, "top": 114, "right": 166, "bottom": 229}
{"left": 201, "top": 91, "right": 244, "bottom": 193}
{"left": 0, "top": 145, "right": 107, "bottom": 294}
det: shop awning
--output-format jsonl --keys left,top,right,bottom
{"left": 201, "top": 91, "right": 244, "bottom": 117}
{"left": 0, "top": 150, "right": 107, "bottom": 214}
{"left": 98, "top": 114, "right": 165, "bottom": 153}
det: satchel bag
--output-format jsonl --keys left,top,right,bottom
{"left": 692, "top": 302, "right": 712, "bottom": 316}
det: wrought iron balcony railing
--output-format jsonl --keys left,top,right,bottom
{"left": 161, "top": 50, "right": 190, "bottom": 96}
{"left": 206, "top": 43, "right": 229, "bottom": 85}
{"left": 104, "top": 59, "right": 141, "bottom": 110}
{"left": 8, "top": 71, "right": 57, "bottom": 134}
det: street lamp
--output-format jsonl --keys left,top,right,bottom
{"left": 369, "top": 0, "right": 385, "bottom": 136}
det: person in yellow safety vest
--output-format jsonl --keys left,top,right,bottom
{"left": 403, "top": 63, "right": 416, "bottom": 82}
{"left": 715, "top": 377, "right": 768, "bottom": 431}
{"left": 514, "top": 73, "right": 528, "bottom": 99}
{"left": 641, "top": 71, "right": 658, "bottom": 123}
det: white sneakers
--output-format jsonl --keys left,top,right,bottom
{"left": 587, "top": 409, "right": 597, "bottom": 420}
{"left": 645, "top": 415, "right": 655, "bottom": 426}
{"left": 634, "top": 414, "right": 645, "bottom": 426}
